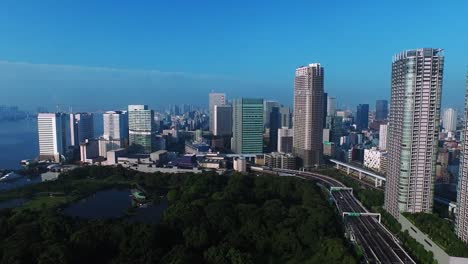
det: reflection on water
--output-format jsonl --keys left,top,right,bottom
{"left": 63, "top": 188, "right": 167, "bottom": 223}
{"left": 0, "top": 198, "right": 27, "bottom": 210}
{"left": 0, "top": 172, "right": 59, "bottom": 192}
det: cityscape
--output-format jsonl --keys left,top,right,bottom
{"left": 2, "top": 1, "right": 468, "bottom": 264}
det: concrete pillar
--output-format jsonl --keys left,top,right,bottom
{"left": 347, "top": 167, "right": 350, "bottom": 175}
{"left": 336, "top": 164, "right": 340, "bottom": 169}
{"left": 375, "top": 178, "right": 379, "bottom": 187}
{"left": 359, "top": 171, "right": 362, "bottom": 180}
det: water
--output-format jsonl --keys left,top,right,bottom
{"left": 0, "top": 198, "right": 27, "bottom": 210}
{"left": 62, "top": 188, "right": 168, "bottom": 223}
{"left": 0, "top": 172, "right": 59, "bottom": 192}
{"left": 0, "top": 118, "right": 38, "bottom": 169}
{"left": 0, "top": 113, "right": 103, "bottom": 170}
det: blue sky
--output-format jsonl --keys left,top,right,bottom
{"left": 0, "top": 0, "right": 467, "bottom": 112}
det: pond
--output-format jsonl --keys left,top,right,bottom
{"left": 0, "top": 198, "right": 27, "bottom": 210}
{"left": 0, "top": 172, "right": 59, "bottom": 192}
{"left": 62, "top": 188, "right": 168, "bottom": 224}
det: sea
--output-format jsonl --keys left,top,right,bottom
{"left": 0, "top": 114, "right": 103, "bottom": 170}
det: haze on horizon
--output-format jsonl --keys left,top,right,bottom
{"left": 0, "top": 0, "right": 467, "bottom": 112}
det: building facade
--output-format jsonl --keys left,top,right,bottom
{"left": 38, "top": 113, "right": 69, "bottom": 162}
{"left": 231, "top": 98, "right": 264, "bottom": 154}
{"left": 327, "top": 96, "right": 336, "bottom": 116}
{"left": 364, "top": 147, "right": 387, "bottom": 173}
{"left": 70, "top": 113, "right": 94, "bottom": 147}
{"left": 264, "top": 152, "right": 296, "bottom": 170}
{"left": 384, "top": 48, "right": 444, "bottom": 218}
{"left": 456, "top": 72, "right": 468, "bottom": 243}
{"left": 356, "top": 104, "right": 369, "bottom": 130}
{"left": 379, "top": 123, "right": 388, "bottom": 151}
{"left": 209, "top": 93, "right": 226, "bottom": 133}
{"left": 277, "top": 127, "right": 293, "bottom": 153}
{"left": 128, "top": 105, "right": 155, "bottom": 154}
{"left": 293, "top": 63, "right": 324, "bottom": 168}
{"left": 213, "top": 105, "right": 232, "bottom": 136}
{"left": 443, "top": 108, "right": 457, "bottom": 132}
{"left": 375, "top": 100, "right": 389, "bottom": 121}
{"left": 268, "top": 106, "right": 281, "bottom": 152}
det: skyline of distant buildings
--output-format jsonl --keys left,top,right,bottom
{"left": 31, "top": 47, "right": 468, "bottom": 244}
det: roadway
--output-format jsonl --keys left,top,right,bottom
{"left": 270, "top": 169, "right": 415, "bottom": 264}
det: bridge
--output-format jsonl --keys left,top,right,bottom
{"left": 330, "top": 159, "right": 386, "bottom": 187}
{"left": 266, "top": 168, "right": 415, "bottom": 264}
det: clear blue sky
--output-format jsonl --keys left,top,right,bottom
{"left": 0, "top": 0, "right": 467, "bottom": 111}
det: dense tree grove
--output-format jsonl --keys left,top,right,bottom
{"left": 0, "top": 166, "right": 357, "bottom": 264}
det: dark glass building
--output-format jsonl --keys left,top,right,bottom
{"left": 375, "top": 100, "right": 388, "bottom": 121}
{"left": 356, "top": 104, "right": 369, "bottom": 130}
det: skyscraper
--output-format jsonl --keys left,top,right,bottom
{"left": 293, "top": 63, "right": 324, "bottom": 168}
{"left": 128, "top": 105, "right": 155, "bottom": 154}
{"left": 456, "top": 72, "right": 468, "bottom": 243}
{"left": 327, "top": 96, "right": 336, "bottom": 116}
{"left": 379, "top": 124, "right": 388, "bottom": 151}
{"left": 209, "top": 93, "right": 226, "bottom": 133}
{"left": 213, "top": 105, "right": 232, "bottom": 136}
{"left": 278, "top": 127, "right": 293, "bottom": 153}
{"left": 38, "top": 113, "right": 69, "bottom": 162}
{"left": 70, "top": 113, "right": 94, "bottom": 146}
{"left": 100, "top": 111, "right": 129, "bottom": 156}
{"left": 279, "top": 106, "right": 292, "bottom": 128}
{"left": 385, "top": 48, "right": 444, "bottom": 218}
{"left": 231, "top": 98, "right": 264, "bottom": 154}
{"left": 356, "top": 104, "right": 369, "bottom": 130}
{"left": 443, "top": 108, "right": 457, "bottom": 132}
{"left": 263, "top": 100, "right": 280, "bottom": 128}
{"left": 268, "top": 106, "right": 281, "bottom": 152}
{"left": 323, "top": 92, "right": 328, "bottom": 128}
{"left": 375, "top": 100, "right": 389, "bottom": 121}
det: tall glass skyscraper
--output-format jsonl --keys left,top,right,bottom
{"left": 384, "top": 48, "right": 444, "bottom": 218}
{"left": 356, "top": 104, "right": 369, "bottom": 130}
{"left": 293, "top": 63, "right": 324, "bottom": 168}
{"left": 231, "top": 98, "right": 264, "bottom": 154}
{"left": 375, "top": 100, "right": 389, "bottom": 121}
{"left": 128, "top": 105, "right": 155, "bottom": 154}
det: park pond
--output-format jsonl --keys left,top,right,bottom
{"left": 62, "top": 188, "right": 168, "bottom": 224}
{"left": 0, "top": 198, "right": 27, "bottom": 210}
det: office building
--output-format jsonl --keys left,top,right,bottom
{"left": 323, "top": 92, "right": 328, "bottom": 128}
{"left": 268, "top": 106, "right": 281, "bottom": 151}
{"left": 128, "top": 105, "right": 155, "bottom": 154}
{"left": 264, "top": 152, "right": 296, "bottom": 170}
{"left": 99, "top": 111, "right": 129, "bottom": 157}
{"left": 209, "top": 93, "right": 226, "bottom": 133}
{"left": 443, "top": 108, "right": 457, "bottom": 132}
{"left": 103, "top": 111, "right": 128, "bottom": 144}
{"left": 70, "top": 113, "right": 94, "bottom": 147}
{"left": 277, "top": 127, "right": 293, "bottom": 153}
{"left": 231, "top": 98, "right": 264, "bottom": 154}
{"left": 356, "top": 104, "right": 369, "bottom": 130}
{"left": 379, "top": 124, "right": 388, "bottom": 151}
{"left": 364, "top": 147, "right": 386, "bottom": 173}
{"left": 293, "top": 63, "right": 324, "bottom": 168}
{"left": 213, "top": 105, "right": 232, "bottom": 136}
{"left": 38, "top": 113, "right": 69, "bottom": 162}
{"left": 233, "top": 157, "right": 247, "bottom": 173}
{"left": 80, "top": 139, "right": 99, "bottom": 163}
{"left": 279, "top": 106, "right": 292, "bottom": 128}
{"left": 385, "top": 48, "right": 444, "bottom": 218}
{"left": 264, "top": 100, "right": 280, "bottom": 128}
{"left": 375, "top": 100, "right": 389, "bottom": 121}
{"left": 327, "top": 96, "right": 336, "bottom": 116}
{"left": 456, "top": 72, "right": 468, "bottom": 243}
